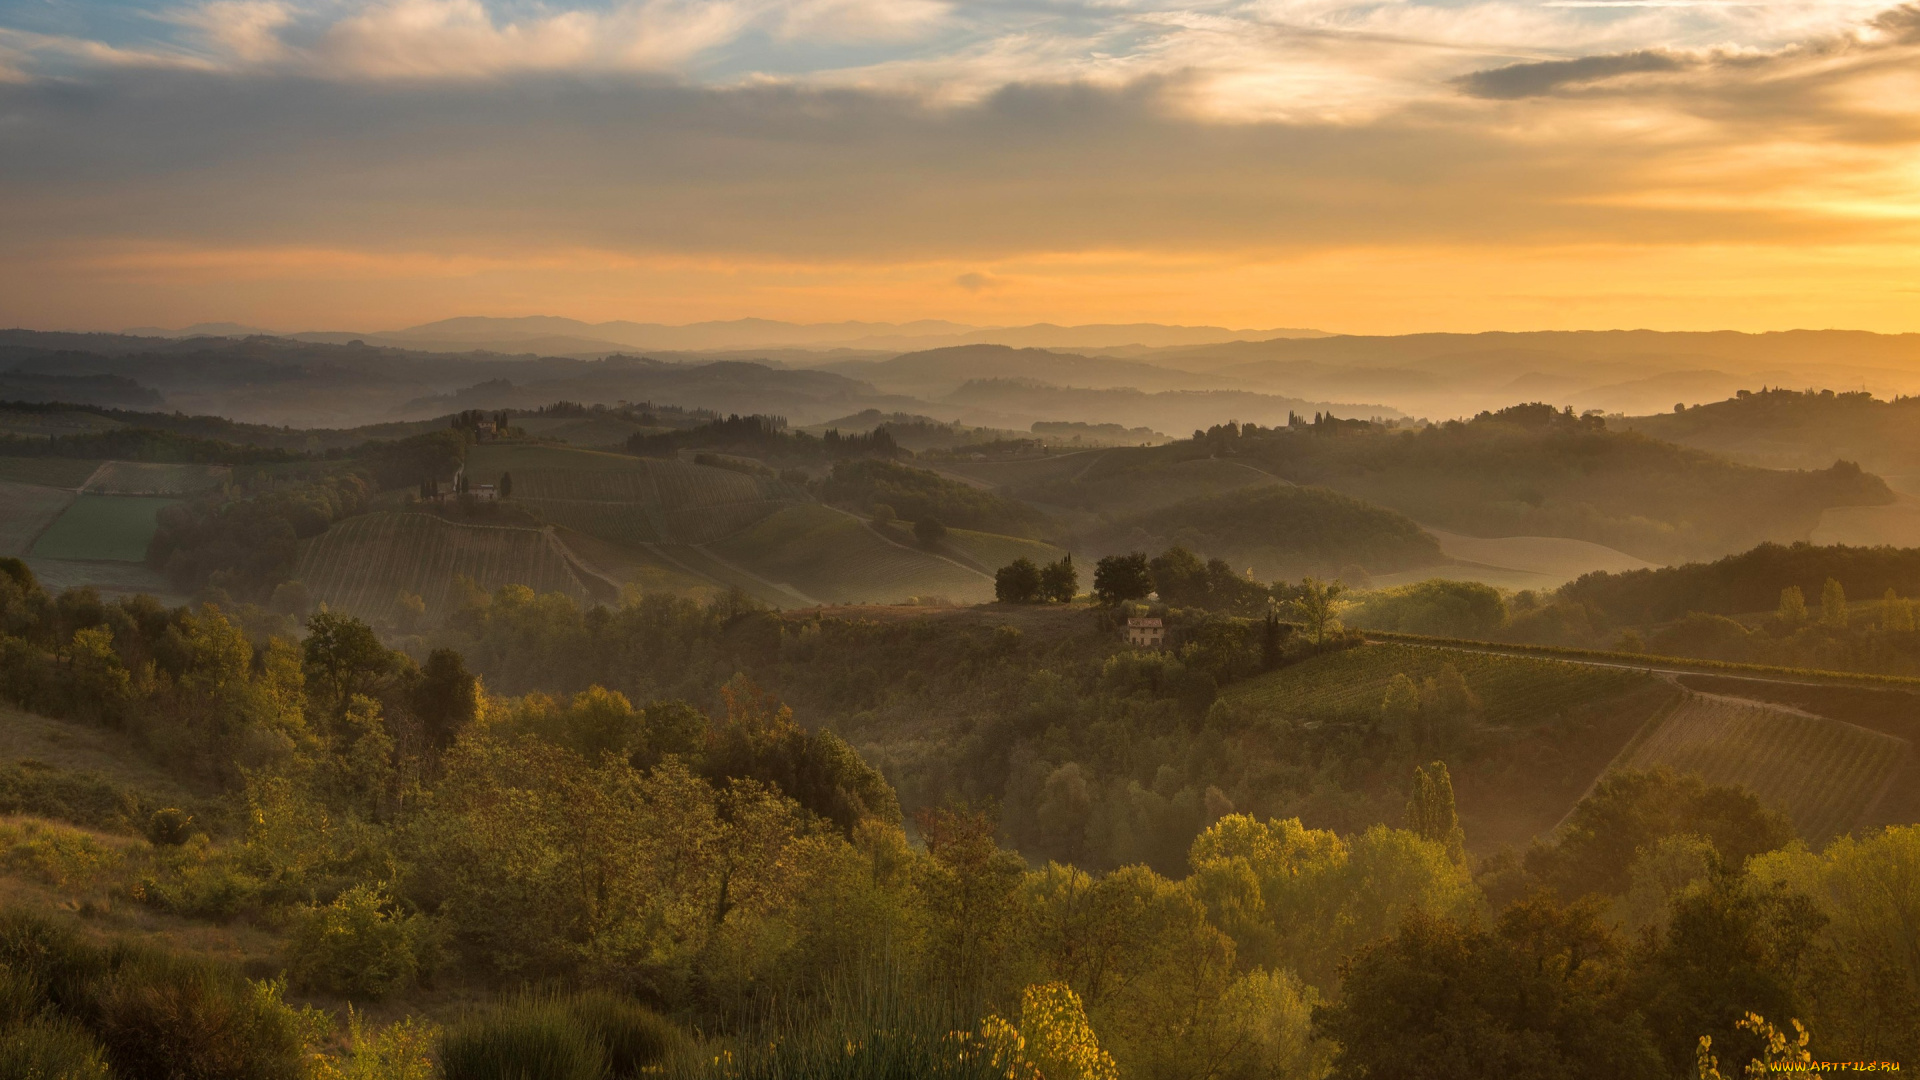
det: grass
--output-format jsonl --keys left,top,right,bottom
{"left": 0, "top": 480, "right": 73, "bottom": 557}
{"left": 550, "top": 528, "right": 718, "bottom": 599}
{"left": 941, "top": 529, "right": 1063, "bottom": 572}
{"left": 1621, "top": 694, "right": 1908, "bottom": 843}
{"left": 515, "top": 415, "right": 653, "bottom": 448}
{"left": 30, "top": 495, "right": 178, "bottom": 562}
{"left": 0, "top": 457, "right": 103, "bottom": 489}
{"left": 467, "top": 442, "right": 648, "bottom": 476}
{"left": 443, "top": 993, "right": 684, "bottom": 1080}
{"left": 81, "top": 461, "right": 230, "bottom": 496}
{"left": 294, "top": 512, "right": 594, "bottom": 625}
{"left": 710, "top": 505, "right": 994, "bottom": 605}
{"left": 1224, "top": 642, "right": 1653, "bottom": 728}
{"left": 488, "top": 449, "right": 794, "bottom": 546}
{"left": 0, "top": 704, "right": 201, "bottom": 807}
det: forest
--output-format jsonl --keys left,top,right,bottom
{"left": 0, "top": 554, "right": 1913, "bottom": 1080}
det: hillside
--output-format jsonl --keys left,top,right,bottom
{"left": 294, "top": 511, "right": 598, "bottom": 624}
{"left": 1621, "top": 388, "right": 1920, "bottom": 481}
{"left": 1090, "top": 485, "right": 1444, "bottom": 579}
{"left": 1617, "top": 692, "right": 1906, "bottom": 843}
{"left": 707, "top": 503, "right": 996, "bottom": 604}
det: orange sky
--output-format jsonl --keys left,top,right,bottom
{"left": 3, "top": 0, "right": 1920, "bottom": 334}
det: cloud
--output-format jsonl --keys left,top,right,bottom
{"left": 1456, "top": 49, "right": 1689, "bottom": 98}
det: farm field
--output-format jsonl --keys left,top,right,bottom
{"left": 1225, "top": 642, "right": 1680, "bottom": 852}
{"left": 30, "top": 495, "right": 178, "bottom": 562}
{"left": 23, "top": 559, "right": 179, "bottom": 601}
{"left": 549, "top": 527, "right": 717, "bottom": 598}
{"left": 1370, "top": 529, "right": 1654, "bottom": 592}
{"left": 1621, "top": 692, "right": 1908, "bottom": 843}
{"left": 1224, "top": 642, "right": 1654, "bottom": 728}
{"left": 710, "top": 504, "right": 995, "bottom": 605}
{"left": 0, "top": 480, "right": 73, "bottom": 556}
{"left": 941, "top": 528, "right": 1065, "bottom": 572}
{"left": 474, "top": 444, "right": 797, "bottom": 546}
{"left": 294, "top": 512, "right": 594, "bottom": 624}
{"left": 1812, "top": 492, "right": 1920, "bottom": 548}
{"left": 81, "top": 461, "right": 229, "bottom": 496}
{"left": 0, "top": 457, "right": 102, "bottom": 488}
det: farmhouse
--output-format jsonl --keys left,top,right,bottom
{"left": 1125, "top": 617, "right": 1165, "bottom": 649}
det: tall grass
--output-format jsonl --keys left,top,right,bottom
{"left": 659, "top": 973, "right": 1006, "bottom": 1080}
{"left": 0, "top": 1018, "right": 113, "bottom": 1080}
{"left": 442, "top": 992, "right": 687, "bottom": 1080}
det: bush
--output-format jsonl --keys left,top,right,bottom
{"left": 566, "top": 992, "right": 684, "bottom": 1078}
{"left": 0, "top": 1017, "right": 112, "bottom": 1080}
{"left": 0, "top": 910, "right": 104, "bottom": 1017}
{"left": 441, "top": 999, "right": 607, "bottom": 1080}
{"left": 146, "top": 808, "right": 195, "bottom": 847}
{"left": 285, "top": 885, "right": 426, "bottom": 1000}
{"left": 92, "top": 952, "right": 316, "bottom": 1080}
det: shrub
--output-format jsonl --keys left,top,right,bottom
{"left": 146, "top": 808, "right": 195, "bottom": 847}
{"left": 92, "top": 952, "right": 316, "bottom": 1080}
{"left": 0, "top": 1017, "right": 112, "bottom": 1080}
{"left": 441, "top": 999, "right": 607, "bottom": 1080}
{"left": 2, "top": 823, "right": 123, "bottom": 892}
{"left": 0, "top": 910, "right": 104, "bottom": 1017}
{"left": 316, "top": 1012, "right": 440, "bottom": 1080}
{"left": 566, "top": 992, "right": 684, "bottom": 1078}
{"left": 285, "top": 885, "right": 425, "bottom": 1000}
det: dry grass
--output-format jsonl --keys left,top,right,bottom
{"left": 0, "top": 480, "right": 73, "bottom": 557}
{"left": 0, "top": 704, "right": 198, "bottom": 802}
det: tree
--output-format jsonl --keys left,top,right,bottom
{"left": 1405, "top": 761, "right": 1466, "bottom": 865}
{"left": 1777, "top": 586, "right": 1807, "bottom": 626}
{"left": 1092, "top": 553, "right": 1153, "bottom": 606}
{"left": 997, "top": 559, "right": 1043, "bottom": 603}
{"left": 1287, "top": 578, "right": 1345, "bottom": 644}
{"left": 1148, "top": 547, "right": 1207, "bottom": 606}
{"left": 870, "top": 503, "right": 896, "bottom": 527}
{"left": 498, "top": 471, "right": 513, "bottom": 500}
{"left": 913, "top": 516, "right": 947, "bottom": 546}
{"left": 1820, "top": 577, "right": 1847, "bottom": 628}
{"left": 1040, "top": 555, "right": 1078, "bottom": 603}
{"left": 1316, "top": 898, "right": 1663, "bottom": 1080}
{"left": 414, "top": 648, "right": 479, "bottom": 755}
{"left": 1881, "top": 588, "right": 1915, "bottom": 631}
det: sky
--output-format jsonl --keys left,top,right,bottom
{"left": 2, "top": 0, "right": 1919, "bottom": 334}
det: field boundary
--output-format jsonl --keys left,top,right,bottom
{"left": 1362, "top": 630, "right": 1920, "bottom": 689}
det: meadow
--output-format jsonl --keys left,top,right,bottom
{"left": 0, "top": 480, "right": 72, "bottom": 556}
{"left": 294, "top": 511, "right": 595, "bottom": 624}
{"left": 0, "top": 456, "right": 102, "bottom": 488}
{"left": 29, "top": 495, "right": 178, "bottom": 562}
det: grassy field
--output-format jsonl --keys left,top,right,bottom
{"left": 1370, "top": 529, "right": 1653, "bottom": 592}
{"left": 1223, "top": 642, "right": 1653, "bottom": 728}
{"left": 81, "top": 461, "right": 230, "bottom": 496}
{"left": 467, "top": 442, "right": 648, "bottom": 476}
{"left": 30, "top": 495, "right": 178, "bottom": 562}
{"left": 1621, "top": 693, "right": 1908, "bottom": 843}
{"left": 295, "top": 512, "right": 594, "bottom": 624}
{"left": 0, "top": 480, "right": 74, "bottom": 556}
{"left": 515, "top": 415, "right": 656, "bottom": 447}
{"left": 941, "top": 528, "right": 1065, "bottom": 572}
{"left": 0, "top": 702, "right": 199, "bottom": 803}
{"left": 710, "top": 504, "right": 995, "bottom": 605}
{"left": 0, "top": 457, "right": 103, "bottom": 488}
{"left": 550, "top": 527, "right": 719, "bottom": 598}
{"left": 477, "top": 444, "right": 795, "bottom": 546}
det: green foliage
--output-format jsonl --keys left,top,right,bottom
{"left": 564, "top": 992, "right": 686, "bottom": 1077}
{"left": 1316, "top": 896, "right": 1663, "bottom": 1080}
{"left": 285, "top": 884, "right": 428, "bottom": 1000}
{"left": 441, "top": 1001, "right": 607, "bottom": 1080}
{"left": 1038, "top": 557, "right": 1077, "bottom": 604}
{"left": 149, "top": 471, "right": 373, "bottom": 600}
{"left": 1345, "top": 579, "right": 1507, "bottom": 638}
{"left": 1820, "top": 577, "right": 1848, "bottom": 627}
{"left": 1091, "top": 553, "right": 1152, "bottom": 606}
{"left": 703, "top": 677, "right": 901, "bottom": 834}
{"left": 995, "top": 559, "right": 1042, "bottom": 604}
{"left": 1404, "top": 762, "right": 1465, "bottom": 865}
{"left": 146, "top": 807, "right": 195, "bottom": 846}
{"left": 0, "top": 1018, "right": 112, "bottom": 1080}
{"left": 1526, "top": 768, "right": 1795, "bottom": 899}
{"left": 913, "top": 516, "right": 947, "bottom": 546}
{"left": 823, "top": 459, "right": 1048, "bottom": 539}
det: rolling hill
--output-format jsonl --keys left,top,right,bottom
{"left": 294, "top": 511, "right": 598, "bottom": 624}
{"left": 708, "top": 503, "right": 996, "bottom": 605}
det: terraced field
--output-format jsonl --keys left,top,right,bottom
{"left": 81, "top": 461, "right": 229, "bottom": 496}
{"left": 1621, "top": 693, "right": 1908, "bottom": 843}
{"left": 1224, "top": 642, "right": 1654, "bottom": 728}
{"left": 0, "top": 480, "right": 73, "bottom": 556}
{"left": 295, "top": 512, "right": 594, "bottom": 624}
{"left": 710, "top": 504, "right": 995, "bottom": 605}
